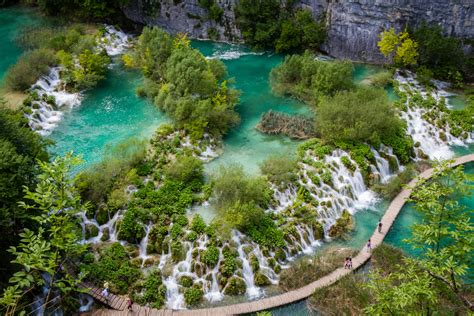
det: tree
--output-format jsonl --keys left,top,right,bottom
{"left": 364, "top": 161, "right": 474, "bottom": 313}
{"left": 315, "top": 86, "right": 404, "bottom": 146}
{"left": 270, "top": 51, "right": 354, "bottom": 105}
{"left": 378, "top": 27, "right": 418, "bottom": 66}
{"left": 0, "top": 153, "right": 88, "bottom": 315}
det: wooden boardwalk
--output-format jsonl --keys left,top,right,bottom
{"left": 84, "top": 154, "right": 474, "bottom": 316}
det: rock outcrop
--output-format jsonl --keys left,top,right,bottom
{"left": 121, "top": 0, "right": 474, "bottom": 63}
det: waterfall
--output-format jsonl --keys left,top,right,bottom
{"left": 163, "top": 242, "right": 194, "bottom": 309}
{"left": 253, "top": 246, "right": 279, "bottom": 284}
{"left": 204, "top": 249, "right": 224, "bottom": 302}
{"left": 78, "top": 294, "right": 94, "bottom": 312}
{"left": 232, "top": 231, "right": 261, "bottom": 299}
{"left": 26, "top": 67, "right": 82, "bottom": 135}
{"left": 139, "top": 224, "right": 152, "bottom": 268}
{"left": 395, "top": 72, "right": 472, "bottom": 160}
{"left": 371, "top": 148, "right": 392, "bottom": 183}
{"left": 98, "top": 25, "right": 130, "bottom": 56}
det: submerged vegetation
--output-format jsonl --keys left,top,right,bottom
{"left": 256, "top": 110, "right": 316, "bottom": 139}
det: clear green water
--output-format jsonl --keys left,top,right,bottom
{"left": 48, "top": 64, "right": 167, "bottom": 170}
{"left": 385, "top": 161, "right": 474, "bottom": 255}
{"left": 192, "top": 41, "right": 312, "bottom": 175}
{"left": 0, "top": 7, "right": 45, "bottom": 83}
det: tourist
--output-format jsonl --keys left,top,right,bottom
{"left": 378, "top": 220, "right": 383, "bottom": 233}
{"left": 101, "top": 288, "right": 109, "bottom": 303}
{"left": 104, "top": 281, "right": 109, "bottom": 289}
{"left": 344, "top": 257, "right": 349, "bottom": 269}
{"left": 367, "top": 239, "right": 372, "bottom": 252}
{"left": 127, "top": 298, "right": 133, "bottom": 311}
{"left": 348, "top": 256, "right": 353, "bottom": 269}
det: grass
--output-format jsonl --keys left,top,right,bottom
{"left": 279, "top": 247, "right": 358, "bottom": 291}
{"left": 0, "top": 87, "right": 26, "bottom": 110}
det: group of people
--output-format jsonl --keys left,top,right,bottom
{"left": 343, "top": 219, "right": 383, "bottom": 268}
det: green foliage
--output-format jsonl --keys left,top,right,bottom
{"left": 235, "top": 1, "right": 325, "bottom": 52}
{"left": 85, "top": 242, "right": 141, "bottom": 294}
{"left": 378, "top": 27, "right": 418, "bottom": 67}
{"left": 117, "top": 208, "right": 147, "bottom": 242}
{"left": 164, "top": 155, "right": 204, "bottom": 191}
{"left": 315, "top": 86, "right": 404, "bottom": 147}
{"left": 411, "top": 22, "right": 469, "bottom": 82}
{"left": 198, "top": 0, "right": 223, "bottom": 21}
{"left": 275, "top": 9, "right": 326, "bottom": 53}
{"left": 184, "top": 287, "right": 203, "bottom": 306}
{"left": 270, "top": 51, "right": 354, "bottom": 105}
{"left": 1, "top": 153, "right": 88, "bottom": 314}
{"left": 374, "top": 165, "right": 416, "bottom": 199}
{"left": 130, "top": 27, "right": 240, "bottom": 139}
{"left": 142, "top": 270, "right": 166, "bottom": 308}
{"left": 260, "top": 155, "right": 298, "bottom": 187}
{"left": 191, "top": 214, "right": 207, "bottom": 234}
{"left": 327, "top": 210, "right": 353, "bottom": 239}
{"left": 76, "top": 138, "right": 147, "bottom": 206}
{"left": 65, "top": 49, "right": 110, "bottom": 90}
{"left": 202, "top": 245, "right": 220, "bottom": 267}
{"left": 33, "top": 0, "right": 129, "bottom": 21}
{"left": 5, "top": 48, "right": 57, "bottom": 91}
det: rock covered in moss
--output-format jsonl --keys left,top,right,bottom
{"left": 328, "top": 210, "right": 354, "bottom": 239}
{"left": 223, "top": 276, "right": 246, "bottom": 295}
{"left": 85, "top": 224, "right": 99, "bottom": 239}
{"left": 179, "top": 275, "right": 193, "bottom": 288}
{"left": 254, "top": 271, "right": 271, "bottom": 286}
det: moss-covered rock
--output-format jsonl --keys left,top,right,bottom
{"left": 96, "top": 204, "right": 109, "bottom": 225}
{"left": 179, "top": 275, "right": 194, "bottom": 288}
{"left": 328, "top": 210, "right": 354, "bottom": 239}
{"left": 101, "top": 227, "right": 110, "bottom": 242}
{"left": 184, "top": 286, "right": 203, "bottom": 306}
{"left": 223, "top": 276, "right": 246, "bottom": 295}
{"left": 85, "top": 224, "right": 99, "bottom": 239}
{"left": 249, "top": 254, "right": 259, "bottom": 273}
{"left": 254, "top": 271, "right": 271, "bottom": 286}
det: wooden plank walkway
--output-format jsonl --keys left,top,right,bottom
{"left": 83, "top": 154, "right": 474, "bottom": 316}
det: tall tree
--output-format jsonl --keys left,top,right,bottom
{"left": 363, "top": 161, "right": 474, "bottom": 313}
{"left": 0, "top": 153, "right": 88, "bottom": 315}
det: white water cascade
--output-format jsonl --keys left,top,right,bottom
{"left": 232, "top": 231, "right": 261, "bottom": 299}
{"left": 26, "top": 67, "right": 82, "bottom": 135}
{"left": 395, "top": 72, "right": 472, "bottom": 160}
{"left": 26, "top": 25, "right": 130, "bottom": 135}
{"left": 139, "top": 224, "right": 152, "bottom": 267}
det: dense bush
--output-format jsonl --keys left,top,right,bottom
{"left": 270, "top": 51, "right": 354, "bottom": 105}
{"left": 5, "top": 48, "right": 57, "bottom": 91}
{"left": 0, "top": 108, "right": 49, "bottom": 287}
{"left": 235, "top": 1, "right": 325, "bottom": 52}
{"left": 128, "top": 28, "right": 240, "bottom": 139}
{"left": 374, "top": 165, "right": 416, "bottom": 199}
{"left": 184, "top": 287, "right": 204, "bottom": 306}
{"left": 164, "top": 155, "right": 204, "bottom": 191}
{"left": 315, "top": 86, "right": 404, "bottom": 146}
{"left": 411, "top": 22, "right": 470, "bottom": 83}
{"left": 76, "top": 138, "right": 147, "bottom": 206}
{"left": 85, "top": 243, "right": 142, "bottom": 294}
{"left": 260, "top": 155, "right": 298, "bottom": 187}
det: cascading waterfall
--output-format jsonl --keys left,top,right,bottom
{"left": 371, "top": 149, "right": 392, "bottom": 183}
{"left": 232, "top": 231, "right": 261, "bottom": 299}
{"left": 26, "top": 67, "right": 82, "bottom": 135}
{"left": 203, "top": 248, "right": 224, "bottom": 303}
{"left": 26, "top": 25, "right": 130, "bottom": 135}
{"left": 139, "top": 224, "right": 152, "bottom": 267}
{"left": 395, "top": 72, "right": 472, "bottom": 160}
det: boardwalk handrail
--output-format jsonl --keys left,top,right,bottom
{"left": 84, "top": 154, "right": 474, "bottom": 316}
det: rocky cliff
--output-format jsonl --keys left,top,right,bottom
{"left": 121, "top": 0, "right": 474, "bottom": 63}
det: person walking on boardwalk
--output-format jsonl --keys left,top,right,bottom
{"left": 101, "top": 288, "right": 109, "bottom": 304}
{"left": 344, "top": 257, "right": 349, "bottom": 269}
{"left": 367, "top": 239, "right": 372, "bottom": 252}
{"left": 378, "top": 220, "right": 383, "bottom": 233}
{"left": 348, "top": 256, "right": 353, "bottom": 269}
{"left": 127, "top": 297, "right": 133, "bottom": 312}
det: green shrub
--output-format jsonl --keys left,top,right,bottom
{"left": 142, "top": 270, "right": 166, "bottom": 308}
{"left": 316, "top": 86, "right": 404, "bottom": 147}
{"left": 328, "top": 210, "right": 353, "bottom": 239}
{"left": 164, "top": 155, "right": 204, "bottom": 191}
{"left": 6, "top": 49, "right": 57, "bottom": 91}
{"left": 202, "top": 245, "right": 220, "bottom": 267}
{"left": 270, "top": 52, "right": 353, "bottom": 105}
{"left": 191, "top": 214, "right": 207, "bottom": 234}
{"left": 260, "top": 155, "right": 298, "bottom": 187}
{"left": 184, "top": 287, "right": 203, "bottom": 306}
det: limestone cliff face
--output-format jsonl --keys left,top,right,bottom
{"left": 121, "top": 0, "right": 474, "bottom": 63}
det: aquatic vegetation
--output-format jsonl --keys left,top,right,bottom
{"left": 256, "top": 110, "right": 316, "bottom": 139}
{"left": 328, "top": 210, "right": 354, "bottom": 239}
{"left": 260, "top": 155, "right": 298, "bottom": 188}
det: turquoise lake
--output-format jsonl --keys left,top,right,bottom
{"left": 1, "top": 7, "right": 473, "bottom": 314}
